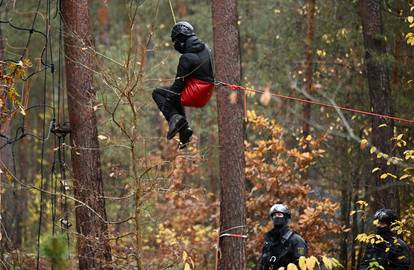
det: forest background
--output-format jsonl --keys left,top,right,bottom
{"left": 1, "top": 0, "right": 414, "bottom": 269}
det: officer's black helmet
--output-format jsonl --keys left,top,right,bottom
{"left": 171, "top": 21, "right": 195, "bottom": 42}
{"left": 269, "top": 204, "right": 291, "bottom": 219}
{"left": 374, "top": 209, "right": 398, "bottom": 225}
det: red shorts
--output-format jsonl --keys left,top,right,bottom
{"left": 180, "top": 79, "right": 214, "bottom": 108}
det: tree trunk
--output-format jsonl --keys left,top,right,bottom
{"left": 0, "top": 23, "right": 19, "bottom": 252}
{"left": 359, "top": 0, "right": 398, "bottom": 209}
{"left": 303, "top": 0, "right": 316, "bottom": 137}
{"left": 339, "top": 183, "right": 350, "bottom": 268}
{"left": 177, "top": 0, "right": 188, "bottom": 17}
{"left": 61, "top": 1, "right": 112, "bottom": 269}
{"left": 212, "top": 1, "right": 246, "bottom": 269}
{"left": 97, "top": 0, "right": 110, "bottom": 46}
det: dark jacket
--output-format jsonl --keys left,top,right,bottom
{"left": 259, "top": 226, "right": 308, "bottom": 270}
{"left": 359, "top": 231, "right": 411, "bottom": 270}
{"left": 170, "top": 36, "right": 214, "bottom": 95}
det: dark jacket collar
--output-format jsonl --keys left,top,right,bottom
{"left": 265, "top": 225, "right": 291, "bottom": 242}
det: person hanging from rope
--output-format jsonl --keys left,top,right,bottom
{"left": 258, "top": 203, "right": 308, "bottom": 270}
{"left": 152, "top": 21, "right": 214, "bottom": 149}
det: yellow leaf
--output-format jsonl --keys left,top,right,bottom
{"left": 400, "top": 174, "right": 411, "bottom": 180}
{"left": 388, "top": 173, "right": 397, "bottom": 179}
{"left": 408, "top": 16, "right": 414, "bottom": 23}
{"left": 372, "top": 167, "right": 380, "bottom": 173}
{"left": 360, "top": 139, "right": 368, "bottom": 150}
{"left": 98, "top": 135, "right": 108, "bottom": 140}
{"left": 380, "top": 173, "right": 388, "bottom": 180}
{"left": 305, "top": 135, "right": 312, "bottom": 141}
{"left": 397, "top": 134, "right": 404, "bottom": 140}
{"left": 305, "top": 256, "right": 318, "bottom": 270}
{"left": 182, "top": 251, "right": 188, "bottom": 262}
{"left": 260, "top": 86, "right": 272, "bottom": 106}
{"left": 370, "top": 146, "right": 377, "bottom": 154}
{"left": 6, "top": 172, "right": 13, "bottom": 183}
{"left": 287, "top": 263, "right": 298, "bottom": 270}
{"left": 19, "top": 105, "right": 26, "bottom": 116}
{"left": 184, "top": 263, "right": 192, "bottom": 270}
{"left": 299, "top": 256, "right": 307, "bottom": 270}
{"left": 378, "top": 123, "right": 387, "bottom": 128}
{"left": 322, "top": 256, "right": 332, "bottom": 270}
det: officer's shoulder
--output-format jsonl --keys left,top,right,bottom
{"left": 289, "top": 230, "right": 306, "bottom": 243}
{"left": 394, "top": 237, "right": 410, "bottom": 249}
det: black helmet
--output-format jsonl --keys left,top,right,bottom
{"left": 171, "top": 21, "right": 194, "bottom": 41}
{"left": 374, "top": 209, "right": 398, "bottom": 225}
{"left": 269, "top": 204, "right": 291, "bottom": 219}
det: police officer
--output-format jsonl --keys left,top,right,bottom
{"left": 258, "top": 204, "right": 308, "bottom": 270}
{"left": 360, "top": 209, "right": 411, "bottom": 270}
{"left": 152, "top": 21, "right": 214, "bottom": 149}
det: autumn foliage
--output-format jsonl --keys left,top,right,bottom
{"left": 148, "top": 112, "right": 340, "bottom": 268}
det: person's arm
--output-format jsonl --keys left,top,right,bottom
{"left": 170, "top": 54, "right": 193, "bottom": 94}
{"left": 387, "top": 240, "right": 411, "bottom": 270}
{"left": 258, "top": 241, "right": 271, "bottom": 270}
{"left": 359, "top": 244, "right": 380, "bottom": 270}
{"left": 291, "top": 235, "right": 308, "bottom": 266}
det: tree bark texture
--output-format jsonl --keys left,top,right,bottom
{"left": 212, "top": 1, "right": 246, "bottom": 269}
{"left": 61, "top": 1, "right": 112, "bottom": 269}
{"left": 359, "top": 0, "right": 398, "bottom": 209}
{"left": 303, "top": 0, "right": 315, "bottom": 137}
{"left": 0, "top": 24, "right": 20, "bottom": 251}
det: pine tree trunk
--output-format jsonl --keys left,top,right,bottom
{"left": 97, "top": 0, "right": 110, "bottom": 46}
{"left": 212, "top": 1, "right": 246, "bottom": 269}
{"left": 177, "top": 0, "right": 188, "bottom": 17}
{"left": 61, "top": 1, "right": 112, "bottom": 269}
{"left": 0, "top": 24, "right": 19, "bottom": 252}
{"left": 360, "top": 0, "right": 398, "bottom": 209}
{"left": 303, "top": 0, "right": 315, "bottom": 137}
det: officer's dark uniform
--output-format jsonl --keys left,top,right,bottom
{"left": 360, "top": 209, "right": 411, "bottom": 270}
{"left": 258, "top": 204, "right": 308, "bottom": 270}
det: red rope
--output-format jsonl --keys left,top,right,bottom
{"left": 218, "top": 82, "right": 414, "bottom": 126}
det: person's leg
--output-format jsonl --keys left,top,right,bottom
{"left": 152, "top": 87, "right": 182, "bottom": 122}
{"left": 153, "top": 87, "right": 188, "bottom": 140}
{"left": 177, "top": 101, "right": 192, "bottom": 148}
{"left": 152, "top": 87, "right": 169, "bottom": 121}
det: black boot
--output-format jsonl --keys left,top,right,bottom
{"left": 178, "top": 127, "right": 193, "bottom": 149}
{"left": 167, "top": 114, "right": 188, "bottom": 140}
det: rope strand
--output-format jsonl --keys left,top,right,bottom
{"left": 217, "top": 81, "right": 414, "bottom": 126}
